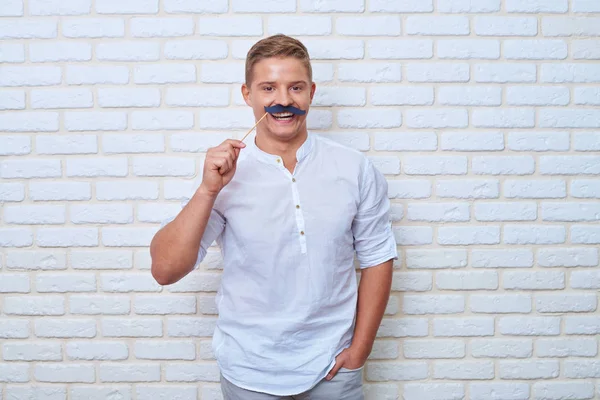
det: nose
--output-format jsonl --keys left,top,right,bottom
{"left": 274, "top": 87, "right": 292, "bottom": 107}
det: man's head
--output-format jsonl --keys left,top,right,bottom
{"left": 242, "top": 34, "right": 316, "bottom": 142}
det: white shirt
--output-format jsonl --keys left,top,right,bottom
{"left": 168, "top": 132, "right": 397, "bottom": 396}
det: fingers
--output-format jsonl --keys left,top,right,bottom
{"left": 326, "top": 362, "right": 342, "bottom": 381}
{"left": 218, "top": 139, "right": 246, "bottom": 151}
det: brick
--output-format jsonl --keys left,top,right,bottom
{"left": 0, "top": 43, "right": 25, "bottom": 62}
{"left": 507, "top": 86, "right": 569, "bottom": 106}
{"left": 434, "top": 361, "right": 494, "bottom": 380}
{"left": 35, "top": 364, "right": 95, "bottom": 383}
{"left": 338, "top": 63, "right": 402, "bottom": 82}
{"left": 35, "top": 319, "right": 96, "bottom": 338}
{"left": 438, "top": 39, "right": 500, "bottom": 59}
{"left": 36, "top": 273, "right": 96, "bottom": 293}
{"left": 471, "top": 339, "right": 533, "bottom": 358}
{"left": 131, "top": 17, "right": 194, "bottom": 37}
{"left": 506, "top": 0, "right": 568, "bottom": 13}
{"left": 0, "top": 0, "right": 23, "bottom": 16}
{"left": 102, "top": 228, "right": 159, "bottom": 247}
{"left": 393, "top": 227, "right": 433, "bottom": 246}
{"left": 542, "top": 203, "right": 600, "bottom": 222}
{"left": 0, "top": 135, "right": 29, "bottom": 156}
{"left": 438, "top": 227, "right": 500, "bottom": 245}
{"left": 170, "top": 132, "right": 229, "bottom": 153}
{"left": 403, "top": 295, "right": 464, "bottom": 315}
{"left": 96, "top": 0, "right": 159, "bottom": 14}
{"left": 0, "top": 273, "right": 30, "bottom": 293}
{"left": 499, "top": 317, "right": 560, "bottom": 336}
{"left": 404, "top": 156, "right": 467, "bottom": 175}
{"left": 572, "top": 179, "right": 600, "bottom": 198}
{"left": 70, "top": 295, "right": 130, "bottom": 315}
{"left": 102, "top": 318, "right": 162, "bottom": 337}
{"left": 63, "top": 18, "right": 124, "bottom": 38}
{"left": 37, "top": 228, "right": 98, "bottom": 247}
{"left": 374, "top": 132, "right": 437, "bottom": 151}
{"left": 3, "top": 343, "right": 62, "bottom": 361}
{"left": 97, "top": 41, "right": 159, "bottom": 61}
{"left": 136, "top": 386, "right": 198, "bottom": 400}
{"left": 165, "top": 364, "right": 219, "bottom": 382}
{"left": 437, "top": 271, "right": 498, "bottom": 290}
{"left": 30, "top": 42, "right": 91, "bottom": 62}
{"left": 439, "top": 87, "right": 501, "bottom": 106}
{"left": 541, "top": 109, "right": 600, "bottom": 129}
{"left": 99, "top": 364, "right": 160, "bottom": 382}
{"left": 0, "top": 19, "right": 57, "bottom": 39}
{"left": 5, "top": 251, "right": 66, "bottom": 270}
{"left": 165, "top": 40, "right": 228, "bottom": 60}
{"left": 575, "top": 88, "right": 600, "bottom": 105}
{"left": 508, "top": 131, "right": 570, "bottom": 152}
{"left": 168, "top": 317, "right": 217, "bottom": 337}
{"left": 31, "top": 88, "right": 93, "bottom": 109}
{"left": 366, "top": 362, "right": 428, "bottom": 381}
{"left": 406, "top": 108, "right": 469, "bottom": 128}
{"left": 198, "top": 16, "right": 262, "bottom": 36}
{"left": 0, "top": 320, "right": 30, "bottom": 339}
{"left": 475, "top": 63, "right": 536, "bottom": 83}
{"left": 573, "top": 40, "right": 600, "bottom": 59}
{"left": 65, "top": 112, "right": 127, "bottom": 132}
{"left": 372, "top": 87, "right": 433, "bottom": 106}
{"left": 533, "top": 382, "right": 595, "bottom": 400}
{"left": 337, "top": 16, "right": 400, "bottom": 36}
{"left": 36, "top": 135, "right": 97, "bottom": 155}
{"left": 66, "top": 158, "right": 128, "bottom": 177}
{"left": 433, "top": 318, "right": 494, "bottom": 337}
{"left": 166, "top": 87, "right": 228, "bottom": 108}
{"left": 505, "top": 39, "right": 568, "bottom": 60}
{"left": 30, "top": 182, "right": 90, "bottom": 201}
{"left": 500, "top": 360, "right": 559, "bottom": 380}
{"left": 71, "top": 204, "right": 133, "bottom": 224}
{"left": 392, "top": 272, "right": 432, "bottom": 292}
{"left": 70, "top": 387, "right": 131, "bottom": 400}
{"left": 67, "top": 65, "right": 128, "bottom": 85}
{"left": 0, "top": 90, "right": 25, "bottom": 110}
{"left": 164, "top": 0, "right": 227, "bottom": 13}
{"left": 66, "top": 341, "right": 128, "bottom": 361}
{"left": 313, "top": 87, "right": 366, "bottom": 106}
{"left": 30, "top": 0, "right": 91, "bottom": 15}
{"left": 471, "top": 383, "right": 530, "bottom": 400}
{"left": 541, "top": 64, "right": 600, "bottom": 83}
{"left": 338, "top": 109, "right": 401, "bottom": 129}
{"left": 437, "top": 179, "right": 499, "bottom": 199}
{"left": 571, "top": 271, "right": 600, "bottom": 289}
{"left": 312, "top": 63, "right": 335, "bottom": 82}
{"left": 301, "top": 0, "right": 364, "bottom": 12}
{"left": 565, "top": 360, "right": 600, "bottom": 378}
{"left": 475, "top": 202, "right": 537, "bottom": 222}
{"left": 134, "top": 295, "right": 196, "bottom": 315}
{"left": 537, "top": 339, "right": 598, "bottom": 358}
{"left": 132, "top": 157, "right": 195, "bottom": 177}
{"left": 504, "top": 179, "right": 566, "bottom": 199}
{"left": 304, "top": 39, "right": 364, "bottom": 60}
{"left": 132, "top": 111, "right": 193, "bottom": 131}
{"left": 370, "top": 0, "right": 432, "bottom": 12}
{"left": 406, "top": 249, "right": 467, "bottom": 269}
{"left": 441, "top": 131, "right": 503, "bottom": 151}
{"left": 134, "top": 64, "right": 196, "bottom": 84}
{"left": 541, "top": 155, "right": 600, "bottom": 174}
{"left": 134, "top": 341, "right": 195, "bottom": 360}
{"left": 368, "top": 156, "right": 400, "bottom": 175}
{"left": 407, "top": 203, "right": 468, "bottom": 222}
{"left": 388, "top": 180, "right": 431, "bottom": 199}
{"left": 0, "top": 183, "right": 25, "bottom": 202}
{"left": 406, "top": 16, "right": 469, "bottom": 35}
{"left": 0, "top": 113, "right": 59, "bottom": 133}
{"left": 543, "top": 17, "right": 600, "bottom": 36}
{"left": 504, "top": 225, "right": 565, "bottom": 245}
{"left": 475, "top": 16, "right": 537, "bottom": 36}
{"left": 232, "top": 0, "right": 295, "bottom": 12}
{"left": 473, "top": 108, "right": 535, "bottom": 128}
{"left": 404, "top": 339, "right": 465, "bottom": 358}
{"left": 0, "top": 228, "right": 33, "bottom": 247}
{"left": 403, "top": 383, "right": 465, "bottom": 400}
{"left": 565, "top": 316, "right": 600, "bottom": 335}
{"left": 308, "top": 110, "right": 334, "bottom": 130}
{"left": 473, "top": 156, "right": 535, "bottom": 175}
{"left": 572, "top": 226, "right": 600, "bottom": 244}
{"left": 505, "top": 271, "right": 564, "bottom": 290}
{"left": 99, "top": 88, "right": 160, "bottom": 108}
{"left": 407, "top": 63, "right": 469, "bottom": 82}
{"left": 471, "top": 294, "right": 531, "bottom": 314}
{"left": 536, "top": 293, "right": 597, "bottom": 313}
{"left": 3, "top": 203, "right": 62, "bottom": 224}
{"left": 97, "top": 181, "right": 158, "bottom": 201}
{"left": 0, "top": 363, "right": 30, "bottom": 383}
{"left": 268, "top": 16, "right": 331, "bottom": 36}
{"left": 573, "top": 0, "right": 600, "bottom": 12}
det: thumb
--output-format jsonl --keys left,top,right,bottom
{"left": 326, "top": 361, "right": 343, "bottom": 381}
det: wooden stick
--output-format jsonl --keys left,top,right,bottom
{"left": 241, "top": 111, "right": 268, "bottom": 142}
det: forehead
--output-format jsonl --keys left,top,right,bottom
{"left": 252, "top": 57, "right": 310, "bottom": 83}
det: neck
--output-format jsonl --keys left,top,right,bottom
{"left": 254, "top": 128, "right": 308, "bottom": 159}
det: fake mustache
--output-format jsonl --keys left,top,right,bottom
{"left": 264, "top": 105, "right": 306, "bottom": 116}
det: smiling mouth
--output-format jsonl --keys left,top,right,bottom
{"left": 271, "top": 112, "right": 294, "bottom": 121}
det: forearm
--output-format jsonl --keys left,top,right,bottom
{"left": 150, "top": 186, "right": 218, "bottom": 285}
{"left": 351, "top": 259, "right": 393, "bottom": 361}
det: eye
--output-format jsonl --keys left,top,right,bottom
{"left": 291, "top": 86, "right": 302, "bottom": 91}
{"left": 263, "top": 86, "right": 274, "bottom": 92}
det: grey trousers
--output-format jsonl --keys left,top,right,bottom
{"left": 220, "top": 367, "right": 365, "bottom": 400}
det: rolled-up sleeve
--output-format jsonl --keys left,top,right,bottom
{"left": 352, "top": 158, "right": 398, "bottom": 269}
{"left": 159, "top": 199, "right": 226, "bottom": 268}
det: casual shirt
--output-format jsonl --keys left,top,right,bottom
{"left": 164, "top": 132, "right": 398, "bottom": 396}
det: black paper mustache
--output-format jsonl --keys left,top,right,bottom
{"left": 264, "top": 105, "right": 306, "bottom": 115}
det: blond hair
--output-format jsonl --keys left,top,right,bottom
{"left": 245, "top": 34, "right": 312, "bottom": 86}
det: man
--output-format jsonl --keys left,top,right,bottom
{"left": 150, "top": 34, "right": 397, "bottom": 399}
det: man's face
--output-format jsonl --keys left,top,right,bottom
{"left": 242, "top": 57, "right": 316, "bottom": 141}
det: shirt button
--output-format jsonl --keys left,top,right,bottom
{"left": 300, "top": 231, "right": 305, "bottom": 235}
{"left": 296, "top": 205, "right": 300, "bottom": 209}
{"left": 276, "top": 159, "right": 281, "bottom": 163}
{"left": 292, "top": 178, "right": 296, "bottom": 182}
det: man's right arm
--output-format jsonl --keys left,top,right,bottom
{"left": 150, "top": 139, "right": 246, "bottom": 286}
{"left": 150, "top": 187, "right": 220, "bottom": 286}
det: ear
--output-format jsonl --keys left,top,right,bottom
{"left": 309, "top": 82, "right": 316, "bottom": 104}
{"left": 241, "top": 83, "right": 251, "bottom": 107}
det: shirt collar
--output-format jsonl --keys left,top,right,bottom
{"left": 247, "top": 132, "right": 313, "bottom": 167}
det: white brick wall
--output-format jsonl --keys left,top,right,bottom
{"left": 0, "top": 1, "right": 599, "bottom": 399}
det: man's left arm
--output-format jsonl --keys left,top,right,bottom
{"left": 325, "top": 259, "right": 393, "bottom": 380}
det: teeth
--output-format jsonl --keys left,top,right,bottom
{"left": 273, "top": 112, "right": 293, "bottom": 118}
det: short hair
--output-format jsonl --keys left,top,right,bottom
{"left": 245, "top": 34, "right": 312, "bottom": 86}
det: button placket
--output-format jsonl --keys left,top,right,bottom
{"left": 291, "top": 175, "right": 307, "bottom": 254}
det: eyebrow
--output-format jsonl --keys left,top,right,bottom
{"left": 257, "top": 81, "right": 308, "bottom": 86}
